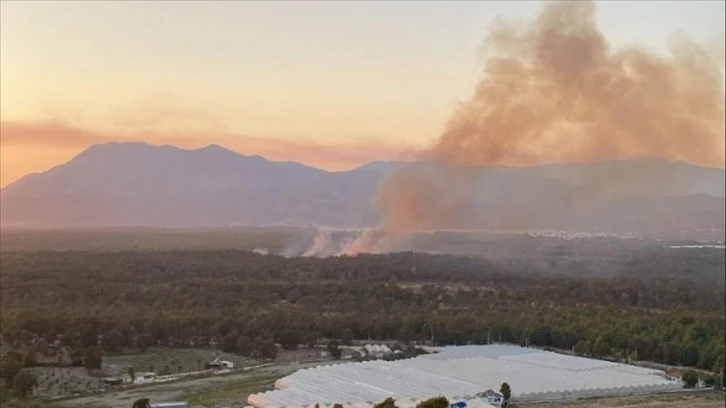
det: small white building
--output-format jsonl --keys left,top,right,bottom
{"left": 209, "top": 357, "right": 234, "bottom": 371}
{"left": 475, "top": 390, "right": 503, "bottom": 407}
{"left": 134, "top": 372, "right": 157, "bottom": 384}
{"left": 364, "top": 344, "right": 392, "bottom": 359}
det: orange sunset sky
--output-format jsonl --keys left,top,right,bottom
{"left": 1, "top": 1, "right": 724, "bottom": 188}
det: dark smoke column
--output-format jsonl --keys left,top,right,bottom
{"left": 365, "top": 0, "right": 724, "bottom": 245}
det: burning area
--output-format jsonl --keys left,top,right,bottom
{"left": 303, "top": 0, "right": 725, "bottom": 257}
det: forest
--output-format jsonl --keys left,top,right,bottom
{"left": 0, "top": 244, "right": 724, "bottom": 385}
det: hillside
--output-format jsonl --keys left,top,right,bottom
{"left": 1, "top": 142, "right": 723, "bottom": 237}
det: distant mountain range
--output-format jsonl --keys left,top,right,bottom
{"left": 1, "top": 142, "right": 724, "bottom": 238}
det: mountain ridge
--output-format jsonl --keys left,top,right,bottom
{"left": 1, "top": 141, "right": 724, "bottom": 237}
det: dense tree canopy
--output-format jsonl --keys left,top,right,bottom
{"left": 0, "top": 248, "right": 723, "bottom": 375}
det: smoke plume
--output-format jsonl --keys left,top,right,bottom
{"left": 305, "top": 0, "right": 725, "bottom": 257}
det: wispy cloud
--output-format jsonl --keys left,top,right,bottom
{"left": 0, "top": 120, "right": 418, "bottom": 186}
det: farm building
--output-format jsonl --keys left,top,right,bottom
{"left": 209, "top": 357, "right": 235, "bottom": 371}
{"left": 247, "top": 345, "right": 681, "bottom": 408}
{"left": 134, "top": 372, "right": 157, "bottom": 384}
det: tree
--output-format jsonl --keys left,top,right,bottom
{"left": 260, "top": 341, "right": 278, "bottom": 360}
{"left": 416, "top": 396, "right": 449, "bottom": 408}
{"left": 222, "top": 332, "right": 240, "bottom": 353}
{"left": 81, "top": 325, "right": 98, "bottom": 348}
{"left": 703, "top": 375, "right": 716, "bottom": 387}
{"left": 127, "top": 366, "right": 136, "bottom": 383}
{"left": 12, "top": 370, "right": 38, "bottom": 399}
{"left": 238, "top": 335, "right": 253, "bottom": 356}
{"left": 374, "top": 397, "right": 398, "bottom": 408}
{"left": 682, "top": 369, "right": 699, "bottom": 388}
{"left": 132, "top": 398, "right": 151, "bottom": 408}
{"left": 136, "top": 334, "right": 154, "bottom": 352}
{"left": 0, "top": 356, "right": 22, "bottom": 387}
{"left": 101, "top": 327, "right": 124, "bottom": 354}
{"left": 573, "top": 340, "right": 590, "bottom": 356}
{"left": 328, "top": 339, "right": 342, "bottom": 360}
{"left": 592, "top": 336, "right": 611, "bottom": 358}
{"left": 84, "top": 345, "right": 103, "bottom": 370}
{"left": 303, "top": 331, "right": 320, "bottom": 349}
{"left": 70, "top": 347, "right": 84, "bottom": 366}
{"left": 341, "top": 328, "right": 354, "bottom": 346}
{"left": 23, "top": 349, "right": 37, "bottom": 368}
{"left": 500, "top": 382, "right": 512, "bottom": 407}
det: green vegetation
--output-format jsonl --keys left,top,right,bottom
{"left": 83, "top": 347, "right": 102, "bottom": 370}
{"left": 500, "top": 382, "right": 511, "bottom": 407}
{"left": 131, "top": 398, "right": 150, "bottom": 408}
{"left": 0, "top": 236, "right": 724, "bottom": 400}
{"left": 374, "top": 397, "right": 399, "bottom": 408}
{"left": 1, "top": 351, "right": 23, "bottom": 387}
{"left": 682, "top": 369, "right": 699, "bottom": 388}
{"left": 416, "top": 396, "right": 449, "bottom": 408}
{"left": 12, "top": 370, "right": 38, "bottom": 399}
{"left": 104, "top": 347, "right": 255, "bottom": 374}
{"left": 177, "top": 373, "right": 280, "bottom": 408}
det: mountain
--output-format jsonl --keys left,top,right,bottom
{"left": 1, "top": 142, "right": 724, "bottom": 238}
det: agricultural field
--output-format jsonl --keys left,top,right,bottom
{"left": 18, "top": 348, "right": 263, "bottom": 400}
{"left": 104, "top": 348, "right": 262, "bottom": 377}
{"left": 28, "top": 366, "right": 105, "bottom": 399}
{"left": 51, "top": 360, "right": 341, "bottom": 408}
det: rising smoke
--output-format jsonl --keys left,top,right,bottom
{"left": 304, "top": 0, "right": 725, "bottom": 257}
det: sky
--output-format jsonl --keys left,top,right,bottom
{"left": 1, "top": 0, "right": 724, "bottom": 187}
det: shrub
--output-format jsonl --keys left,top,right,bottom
{"left": 682, "top": 369, "right": 699, "bottom": 388}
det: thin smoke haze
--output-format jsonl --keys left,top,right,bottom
{"left": 305, "top": 0, "right": 725, "bottom": 257}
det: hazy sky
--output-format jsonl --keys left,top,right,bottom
{"left": 1, "top": 0, "right": 724, "bottom": 186}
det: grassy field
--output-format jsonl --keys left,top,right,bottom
{"left": 104, "top": 348, "right": 262, "bottom": 377}
{"left": 178, "top": 373, "right": 281, "bottom": 408}
{"left": 9, "top": 348, "right": 263, "bottom": 401}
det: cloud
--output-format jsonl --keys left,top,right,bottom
{"left": 0, "top": 119, "right": 417, "bottom": 173}
{"left": 1, "top": 120, "right": 109, "bottom": 148}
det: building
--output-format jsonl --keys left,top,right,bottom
{"left": 475, "top": 390, "right": 503, "bottom": 407}
{"left": 248, "top": 344, "right": 680, "bottom": 408}
{"left": 134, "top": 372, "right": 157, "bottom": 384}
{"left": 209, "top": 357, "right": 235, "bottom": 371}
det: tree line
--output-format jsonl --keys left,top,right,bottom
{"left": 1, "top": 249, "right": 723, "bottom": 383}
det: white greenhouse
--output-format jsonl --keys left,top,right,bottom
{"left": 248, "top": 345, "right": 681, "bottom": 408}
